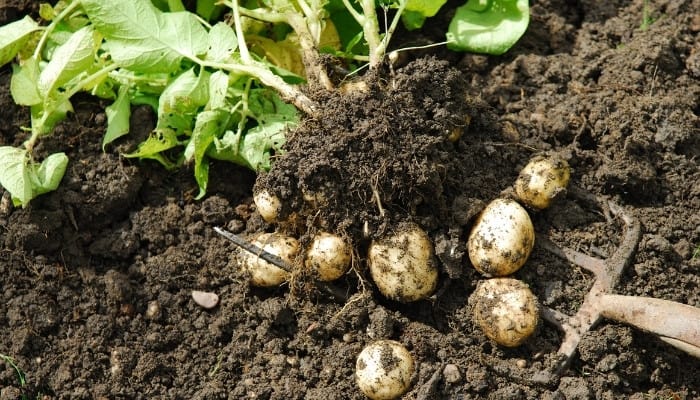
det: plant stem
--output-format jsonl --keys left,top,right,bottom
{"left": 33, "top": 1, "right": 81, "bottom": 60}
{"left": 25, "top": 63, "right": 120, "bottom": 152}
{"left": 229, "top": 0, "right": 252, "bottom": 64}
{"left": 201, "top": 59, "right": 317, "bottom": 115}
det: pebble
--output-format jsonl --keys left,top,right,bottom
{"left": 442, "top": 364, "right": 461, "bottom": 384}
{"left": 192, "top": 290, "right": 220, "bottom": 309}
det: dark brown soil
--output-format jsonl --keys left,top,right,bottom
{"left": 1, "top": 1, "right": 699, "bottom": 399}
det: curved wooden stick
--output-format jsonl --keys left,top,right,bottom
{"left": 599, "top": 294, "right": 700, "bottom": 358}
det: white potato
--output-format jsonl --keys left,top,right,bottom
{"left": 467, "top": 198, "right": 534, "bottom": 277}
{"left": 471, "top": 278, "right": 539, "bottom": 347}
{"left": 238, "top": 232, "right": 298, "bottom": 287}
{"left": 368, "top": 223, "right": 438, "bottom": 302}
{"left": 356, "top": 340, "right": 414, "bottom": 400}
{"left": 305, "top": 232, "right": 352, "bottom": 281}
{"left": 253, "top": 189, "right": 282, "bottom": 223}
{"left": 514, "top": 155, "right": 570, "bottom": 209}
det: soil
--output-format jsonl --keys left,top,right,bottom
{"left": 1, "top": 0, "right": 699, "bottom": 399}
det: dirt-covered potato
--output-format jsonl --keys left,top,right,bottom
{"left": 467, "top": 198, "right": 535, "bottom": 277}
{"left": 471, "top": 278, "right": 539, "bottom": 347}
{"left": 367, "top": 223, "right": 438, "bottom": 302}
{"left": 355, "top": 340, "right": 414, "bottom": 400}
{"left": 305, "top": 232, "right": 352, "bottom": 281}
{"left": 514, "top": 155, "right": 570, "bottom": 210}
{"left": 238, "top": 232, "right": 299, "bottom": 287}
{"left": 253, "top": 189, "right": 282, "bottom": 223}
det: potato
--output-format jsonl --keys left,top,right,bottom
{"left": 355, "top": 340, "right": 414, "bottom": 400}
{"left": 238, "top": 232, "right": 299, "bottom": 287}
{"left": 471, "top": 278, "right": 539, "bottom": 347}
{"left": 467, "top": 198, "right": 535, "bottom": 277}
{"left": 368, "top": 223, "right": 438, "bottom": 302}
{"left": 514, "top": 155, "right": 570, "bottom": 209}
{"left": 305, "top": 232, "right": 352, "bottom": 281}
{"left": 253, "top": 189, "right": 282, "bottom": 223}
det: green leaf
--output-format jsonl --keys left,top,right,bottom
{"left": 156, "top": 67, "right": 210, "bottom": 134}
{"left": 37, "top": 26, "right": 97, "bottom": 95}
{"left": 10, "top": 58, "right": 42, "bottom": 106}
{"left": 0, "top": 15, "right": 41, "bottom": 66}
{"left": 0, "top": 147, "right": 68, "bottom": 207}
{"left": 209, "top": 89, "right": 296, "bottom": 171}
{"left": 0, "top": 147, "right": 32, "bottom": 207}
{"left": 30, "top": 98, "right": 73, "bottom": 136}
{"left": 191, "top": 109, "right": 231, "bottom": 199}
{"left": 402, "top": 0, "right": 449, "bottom": 30}
{"left": 124, "top": 129, "right": 181, "bottom": 169}
{"left": 207, "top": 70, "right": 230, "bottom": 110}
{"left": 447, "top": 0, "right": 530, "bottom": 55}
{"left": 102, "top": 85, "right": 132, "bottom": 149}
{"left": 29, "top": 152, "right": 69, "bottom": 196}
{"left": 205, "top": 22, "right": 237, "bottom": 63}
{"left": 81, "top": 0, "right": 208, "bottom": 72}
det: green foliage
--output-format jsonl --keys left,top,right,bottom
{"left": 0, "top": 0, "right": 528, "bottom": 206}
{"left": 0, "top": 0, "right": 299, "bottom": 206}
{"left": 447, "top": 0, "right": 530, "bottom": 55}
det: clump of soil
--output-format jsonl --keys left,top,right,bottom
{"left": 255, "top": 58, "right": 502, "bottom": 242}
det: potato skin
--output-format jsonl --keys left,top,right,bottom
{"left": 514, "top": 155, "right": 570, "bottom": 210}
{"left": 471, "top": 278, "right": 539, "bottom": 347}
{"left": 368, "top": 223, "right": 438, "bottom": 302}
{"left": 355, "top": 340, "right": 414, "bottom": 400}
{"left": 467, "top": 198, "right": 535, "bottom": 277}
{"left": 305, "top": 232, "right": 352, "bottom": 281}
{"left": 238, "top": 232, "right": 298, "bottom": 287}
{"left": 253, "top": 189, "right": 282, "bottom": 223}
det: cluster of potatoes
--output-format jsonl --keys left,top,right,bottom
{"left": 245, "top": 155, "right": 570, "bottom": 399}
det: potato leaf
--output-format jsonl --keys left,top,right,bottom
{"left": 10, "top": 58, "right": 42, "bottom": 106}
{"left": 124, "top": 129, "right": 181, "bottom": 170}
{"left": 81, "top": 0, "right": 208, "bottom": 72}
{"left": 0, "top": 147, "right": 68, "bottom": 207}
{"left": 29, "top": 152, "right": 69, "bottom": 197}
{"left": 102, "top": 85, "right": 132, "bottom": 150}
{"left": 205, "top": 22, "right": 237, "bottom": 63}
{"left": 0, "top": 15, "right": 41, "bottom": 66}
{"left": 402, "top": 0, "right": 449, "bottom": 30}
{"left": 30, "top": 98, "right": 73, "bottom": 136}
{"left": 156, "top": 68, "right": 210, "bottom": 135}
{"left": 191, "top": 110, "right": 231, "bottom": 199}
{"left": 447, "top": 0, "right": 530, "bottom": 55}
{"left": 37, "top": 26, "right": 97, "bottom": 95}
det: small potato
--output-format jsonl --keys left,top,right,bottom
{"left": 238, "top": 233, "right": 299, "bottom": 287}
{"left": 471, "top": 278, "right": 539, "bottom": 347}
{"left": 305, "top": 232, "right": 352, "bottom": 281}
{"left": 467, "top": 198, "right": 535, "bottom": 277}
{"left": 253, "top": 189, "right": 282, "bottom": 223}
{"left": 368, "top": 223, "right": 438, "bottom": 302}
{"left": 514, "top": 155, "right": 570, "bottom": 209}
{"left": 356, "top": 340, "right": 414, "bottom": 400}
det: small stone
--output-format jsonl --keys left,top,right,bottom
{"left": 515, "top": 359, "right": 528, "bottom": 368}
{"left": 145, "top": 300, "right": 161, "bottom": 320}
{"left": 192, "top": 290, "right": 219, "bottom": 309}
{"left": 442, "top": 364, "right": 461, "bottom": 384}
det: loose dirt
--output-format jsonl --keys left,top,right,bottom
{"left": 1, "top": 0, "right": 698, "bottom": 399}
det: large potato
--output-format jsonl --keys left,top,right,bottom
{"left": 514, "top": 155, "right": 570, "bottom": 210}
{"left": 471, "top": 278, "right": 539, "bottom": 347}
{"left": 355, "top": 340, "right": 414, "bottom": 400}
{"left": 467, "top": 198, "right": 534, "bottom": 277}
{"left": 368, "top": 223, "right": 438, "bottom": 302}
{"left": 238, "top": 232, "right": 299, "bottom": 287}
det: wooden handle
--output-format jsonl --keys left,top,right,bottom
{"left": 599, "top": 294, "right": 700, "bottom": 358}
